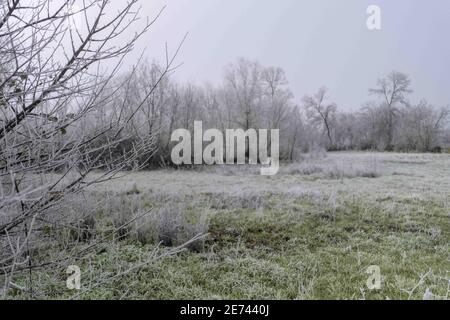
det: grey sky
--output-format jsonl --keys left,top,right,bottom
{"left": 128, "top": 0, "right": 450, "bottom": 110}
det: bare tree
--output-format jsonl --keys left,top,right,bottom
{"left": 224, "top": 58, "right": 263, "bottom": 131}
{"left": 397, "top": 100, "right": 450, "bottom": 151}
{"left": 0, "top": 0, "right": 184, "bottom": 297}
{"left": 334, "top": 112, "right": 358, "bottom": 150}
{"left": 369, "top": 71, "right": 412, "bottom": 150}
{"left": 261, "top": 67, "right": 292, "bottom": 129}
{"left": 284, "top": 105, "right": 304, "bottom": 160}
{"left": 303, "top": 87, "right": 337, "bottom": 149}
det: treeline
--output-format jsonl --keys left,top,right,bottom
{"left": 80, "top": 58, "right": 450, "bottom": 168}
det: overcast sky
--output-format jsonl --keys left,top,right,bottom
{"left": 126, "top": 0, "right": 450, "bottom": 110}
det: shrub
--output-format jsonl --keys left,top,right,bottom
{"left": 133, "top": 204, "right": 210, "bottom": 251}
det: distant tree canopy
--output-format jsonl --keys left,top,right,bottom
{"left": 85, "top": 60, "right": 449, "bottom": 167}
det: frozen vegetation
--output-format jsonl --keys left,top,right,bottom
{"left": 8, "top": 152, "right": 449, "bottom": 300}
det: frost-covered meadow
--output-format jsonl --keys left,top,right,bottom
{"left": 13, "top": 152, "right": 448, "bottom": 300}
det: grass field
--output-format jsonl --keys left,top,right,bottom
{"left": 11, "top": 152, "right": 450, "bottom": 300}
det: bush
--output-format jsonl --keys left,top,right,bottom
{"left": 133, "top": 204, "right": 210, "bottom": 252}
